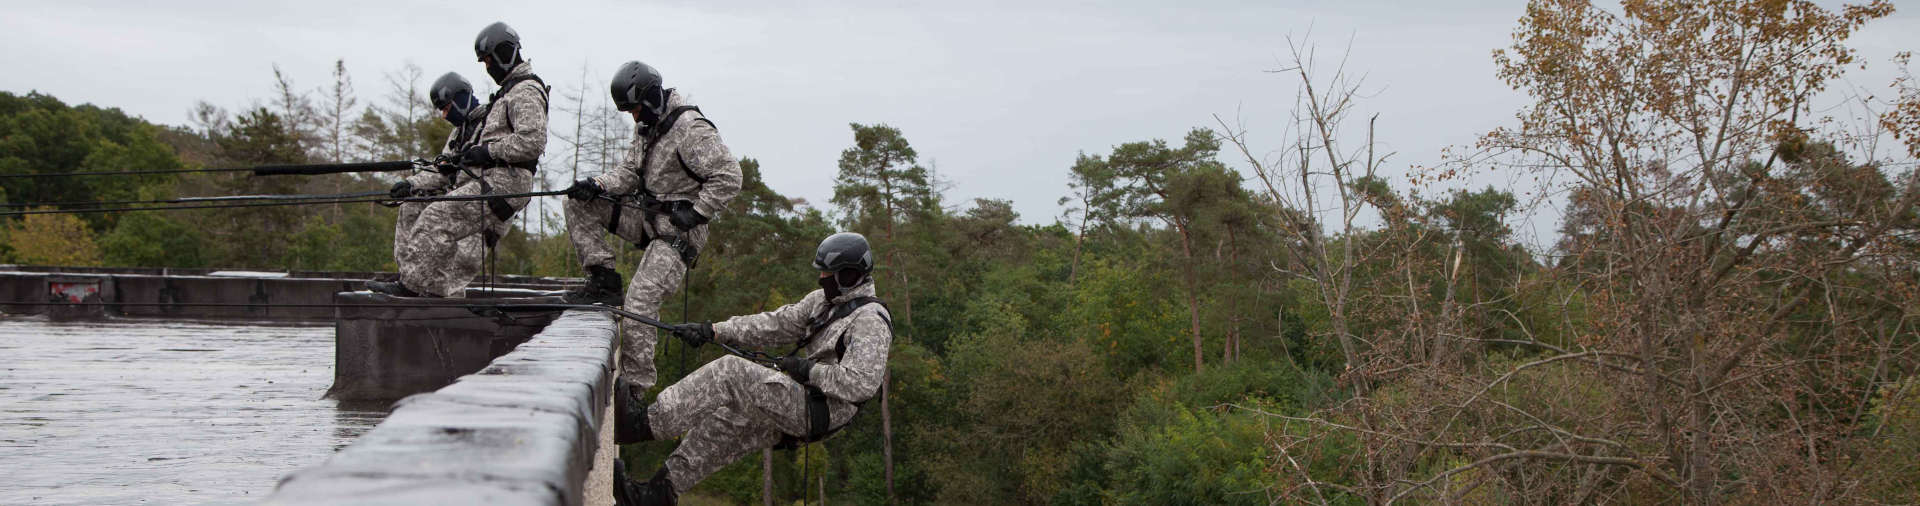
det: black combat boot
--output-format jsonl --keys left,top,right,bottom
{"left": 365, "top": 279, "right": 434, "bottom": 298}
{"left": 564, "top": 265, "right": 623, "bottom": 306}
{"left": 613, "top": 459, "right": 677, "bottom": 506}
{"left": 614, "top": 376, "right": 653, "bottom": 444}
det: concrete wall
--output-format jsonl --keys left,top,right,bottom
{"left": 328, "top": 290, "right": 565, "bottom": 402}
{"left": 263, "top": 309, "right": 618, "bottom": 506}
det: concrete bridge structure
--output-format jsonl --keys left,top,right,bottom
{"left": 0, "top": 266, "right": 622, "bottom": 505}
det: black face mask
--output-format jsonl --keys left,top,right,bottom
{"left": 818, "top": 275, "right": 841, "bottom": 301}
{"left": 485, "top": 60, "right": 510, "bottom": 84}
{"left": 444, "top": 93, "right": 480, "bottom": 126}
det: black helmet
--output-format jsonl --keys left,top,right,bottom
{"left": 474, "top": 22, "right": 522, "bottom": 66}
{"left": 429, "top": 72, "right": 474, "bottom": 112}
{"left": 813, "top": 232, "right": 874, "bottom": 293}
{"left": 611, "top": 61, "right": 668, "bottom": 124}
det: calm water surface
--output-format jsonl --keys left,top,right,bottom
{"left": 0, "top": 318, "right": 388, "bottom": 505}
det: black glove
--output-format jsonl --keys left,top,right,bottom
{"left": 777, "top": 356, "right": 816, "bottom": 385}
{"left": 670, "top": 321, "right": 712, "bottom": 348}
{"left": 668, "top": 204, "right": 709, "bottom": 231}
{"left": 565, "top": 179, "right": 605, "bottom": 201}
{"left": 388, "top": 180, "right": 415, "bottom": 199}
{"left": 459, "top": 144, "right": 495, "bottom": 167}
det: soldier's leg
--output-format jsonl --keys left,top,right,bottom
{"left": 398, "top": 181, "right": 488, "bottom": 297}
{"left": 645, "top": 355, "right": 808, "bottom": 494}
{"left": 563, "top": 197, "right": 620, "bottom": 270}
{"left": 392, "top": 201, "right": 425, "bottom": 270}
{"left": 617, "top": 240, "right": 688, "bottom": 391}
{"left": 450, "top": 168, "right": 532, "bottom": 296}
{"left": 435, "top": 235, "right": 484, "bottom": 298}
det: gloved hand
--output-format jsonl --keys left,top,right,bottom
{"left": 777, "top": 356, "right": 816, "bottom": 385}
{"left": 565, "top": 179, "right": 605, "bottom": 201}
{"left": 388, "top": 180, "right": 415, "bottom": 199}
{"left": 670, "top": 321, "right": 712, "bottom": 348}
{"left": 668, "top": 204, "right": 709, "bottom": 231}
{"left": 459, "top": 144, "right": 495, "bottom": 167}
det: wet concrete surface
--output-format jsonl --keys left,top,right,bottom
{"left": 0, "top": 317, "right": 390, "bottom": 505}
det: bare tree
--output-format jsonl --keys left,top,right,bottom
{"left": 318, "top": 59, "right": 358, "bottom": 163}
{"left": 269, "top": 63, "right": 318, "bottom": 159}
{"left": 1217, "top": 36, "right": 1387, "bottom": 392}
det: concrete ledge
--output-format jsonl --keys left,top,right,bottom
{"left": 0, "top": 269, "right": 577, "bottom": 320}
{"left": 328, "top": 290, "right": 566, "bottom": 401}
{"left": 264, "top": 309, "right": 617, "bottom": 506}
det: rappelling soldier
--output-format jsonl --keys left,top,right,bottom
{"left": 558, "top": 60, "right": 741, "bottom": 393}
{"left": 368, "top": 21, "right": 547, "bottom": 298}
{"left": 610, "top": 233, "right": 892, "bottom": 506}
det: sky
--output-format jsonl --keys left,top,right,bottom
{"left": 2, "top": 0, "right": 1914, "bottom": 245}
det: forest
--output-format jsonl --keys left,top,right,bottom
{"left": 2, "top": 0, "right": 1918, "bottom": 504}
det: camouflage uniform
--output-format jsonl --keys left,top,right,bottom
{"left": 645, "top": 282, "right": 891, "bottom": 494}
{"left": 394, "top": 62, "right": 547, "bottom": 297}
{"left": 563, "top": 89, "right": 741, "bottom": 390}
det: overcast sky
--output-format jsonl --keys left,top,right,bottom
{"left": 4, "top": 0, "right": 1914, "bottom": 243}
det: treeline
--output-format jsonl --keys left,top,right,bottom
{"left": 4, "top": 0, "right": 1920, "bottom": 504}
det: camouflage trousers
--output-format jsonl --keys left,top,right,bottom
{"left": 561, "top": 196, "right": 708, "bottom": 391}
{"left": 393, "top": 202, "right": 484, "bottom": 299}
{"left": 395, "top": 168, "right": 533, "bottom": 297}
{"left": 647, "top": 355, "right": 809, "bottom": 494}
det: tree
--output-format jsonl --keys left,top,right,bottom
{"left": 318, "top": 59, "right": 359, "bottom": 163}
{"left": 1059, "top": 152, "right": 1119, "bottom": 289}
{"left": 832, "top": 123, "right": 938, "bottom": 332}
{"left": 0, "top": 91, "right": 187, "bottom": 233}
{"left": 1106, "top": 128, "right": 1238, "bottom": 373}
{"left": 2, "top": 210, "right": 101, "bottom": 266}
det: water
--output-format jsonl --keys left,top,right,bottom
{"left": 0, "top": 318, "right": 389, "bottom": 505}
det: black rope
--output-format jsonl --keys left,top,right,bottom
{"left": 0, "top": 190, "right": 392, "bottom": 208}
{"left": 0, "top": 167, "right": 257, "bottom": 179}
{"left": 0, "top": 159, "right": 436, "bottom": 180}
{"left": 0, "top": 197, "right": 395, "bottom": 216}
{"left": 0, "top": 189, "right": 572, "bottom": 217}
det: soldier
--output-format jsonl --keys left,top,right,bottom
{"left": 609, "top": 233, "right": 893, "bottom": 506}
{"left": 558, "top": 60, "right": 741, "bottom": 393}
{"left": 368, "top": 22, "right": 547, "bottom": 298}
{"left": 380, "top": 72, "right": 486, "bottom": 297}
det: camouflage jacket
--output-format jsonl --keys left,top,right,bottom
{"left": 409, "top": 61, "right": 548, "bottom": 189}
{"left": 712, "top": 282, "right": 892, "bottom": 426}
{"left": 590, "top": 90, "right": 741, "bottom": 220}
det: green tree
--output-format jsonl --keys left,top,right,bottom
{"left": 1, "top": 210, "right": 102, "bottom": 266}
{"left": 0, "top": 91, "right": 187, "bottom": 233}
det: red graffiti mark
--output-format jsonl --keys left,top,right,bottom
{"left": 51, "top": 282, "right": 99, "bottom": 303}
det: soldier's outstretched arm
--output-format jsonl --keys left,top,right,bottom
{"left": 677, "top": 121, "right": 742, "bottom": 219}
{"left": 711, "top": 291, "right": 820, "bottom": 348}
{"left": 592, "top": 134, "right": 644, "bottom": 195}
{"left": 483, "top": 83, "right": 548, "bottom": 164}
{"left": 809, "top": 310, "right": 892, "bottom": 404}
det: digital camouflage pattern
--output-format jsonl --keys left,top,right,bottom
{"left": 589, "top": 90, "right": 741, "bottom": 221}
{"left": 566, "top": 89, "right": 741, "bottom": 390}
{"left": 392, "top": 62, "right": 546, "bottom": 297}
{"left": 646, "top": 281, "right": 892, "bottom": 493}
{"left": 395, "top": 166, "right": 532, "bottom": 296}
{"left": 392, "top": 201, "right": 485, "bottom": 298}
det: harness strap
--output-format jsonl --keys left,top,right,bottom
{"left": 483, "top": 73, "right": 549, "bottom": 174}
{"left": 635, "top": 105, "right": 706, "bottom": 199}
{"left": 606, "top": 198, "right": 623, "bottom": 234}
{"left": 773, "top": 306, "right": 891, "bottom": 450}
